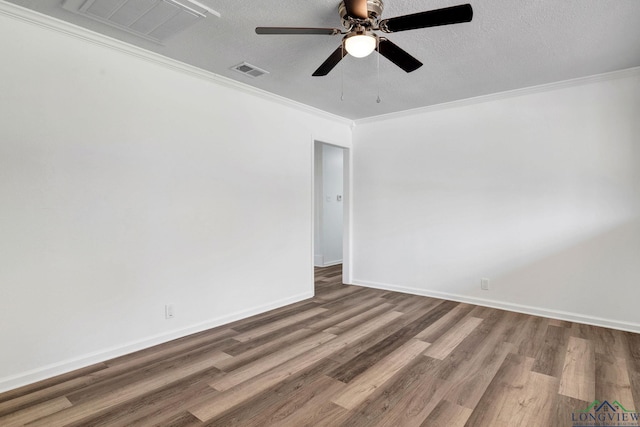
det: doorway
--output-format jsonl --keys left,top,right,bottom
{"left": 313, "top": 141, "right": 349, "bottom": 289}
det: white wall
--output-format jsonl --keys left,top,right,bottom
{"left": 352, "top": 71, "right": 640, "bottom": 331}
{"left": 322, "top": 144, "right": 345, "bottom": 265}
{"left": 314, "top": 143, "right": 344, "bottom": 267}
{"left": 314, "top": 143, "right": 324, "bottom": 266}
{"left": 0, "top": 5, "right": 350, "bottom": 392}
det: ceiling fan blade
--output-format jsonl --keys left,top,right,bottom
{"left": 377, "top": 38, "right": 423, "bottom": 73}
{"left": 379, "top": 4, "right": 473, "bottom": 33}
{"left": 256, "top": 27, "right": 342, "bottom": 35}
{"left": 312, "top": 46, "right": 347, "bottom": 76}
{"left": 344, "top": 0, "right": 369, "bottom": 20}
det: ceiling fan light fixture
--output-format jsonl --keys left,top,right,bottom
{"left": 344, "top": 32, "right": 377, "bottom": 58}
{"left": 255, "top": 1, "right": 473, "bottom": 76}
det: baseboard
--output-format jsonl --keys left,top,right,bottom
{"left": 0, "top": 291, "right": 313, "bottom": 394}
{"left": 352, "top": 279, "right": 640, "bottom": 334}
{"left": 314, "top": 256, "right": 342, "bottom": 268}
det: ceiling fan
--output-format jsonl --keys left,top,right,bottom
{"left": 255, "top": 0, "right": 473, "bottom": 76}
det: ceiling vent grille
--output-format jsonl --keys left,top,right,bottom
{"left": 231, "top": 62, "right": 270, "bottom": 78}
{"left": 62, "top": 0, "right": 220, "bottom": 43}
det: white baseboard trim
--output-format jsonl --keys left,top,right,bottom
{"left": 0, "top": 291, "right": 313, "bottom": 394}
{"left": 353, "top": 279, "right": 640, "bottom": 334}
{"left": 313, "top": 255, "right": 342, "bottom": 268}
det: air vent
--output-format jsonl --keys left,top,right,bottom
{"left": 62, "top": 0, "right": 220, "bottom": 43}
{"left": 231, "top": 62, "right": 270, "bottom": 78}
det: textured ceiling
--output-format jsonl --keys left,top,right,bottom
{"left": 7, "top": 0, "right": 640, "bottom": 120}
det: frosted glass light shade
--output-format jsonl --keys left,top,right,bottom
{"left": 344, "top": 34, "right": 376, "bottom": 58}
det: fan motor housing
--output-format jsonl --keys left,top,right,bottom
{"left": 339, "top": 0, "right": 384, "bottom": 28}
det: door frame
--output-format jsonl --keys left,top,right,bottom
{"left": 311, "top": 139, "right": 352, "bottom": 286}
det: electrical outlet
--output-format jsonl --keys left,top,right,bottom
{"left": 481, "top": 278, "right": 489, "bottom": 290}
{"left": 165, "top": 304, "right": 174, "bottom": 319}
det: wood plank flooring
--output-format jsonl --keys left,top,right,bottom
{"left": 1, "top": 264, "right": 640, "bottom": 426}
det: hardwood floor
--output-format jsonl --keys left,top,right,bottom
{"left": 2, "top": 264, "right": 640, "bottom": 426}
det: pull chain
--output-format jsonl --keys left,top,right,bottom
{"left": 376, "top": 38, "right": 381, "bottom": 103}
{"left": 340, "top": 42, "right": 345, "bottom": 101}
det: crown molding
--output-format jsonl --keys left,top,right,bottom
{"left": 354, "top": 66, "right": 640, "bottom": 126}
{"left": 3, "top": 0, "right": 638, "bottom": 129}
{"left": 0, "top": 1, "right": 354, "bottom": 127}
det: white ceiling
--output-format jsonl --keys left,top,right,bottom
{"left": 7, "top": 0, "right": 640, "bottom": 120}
